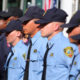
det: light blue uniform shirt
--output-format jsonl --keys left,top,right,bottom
{"left": 26, "top": 31, "right": 48, "bottom": 80}
{"left": 5, "top": 40, "right": 27, "bottom": 80}
{"left": 45, "top": 32, "right": 79, "bottom": 80}
{"left": 70, "top": 53, "right": 80, "bottom": 80}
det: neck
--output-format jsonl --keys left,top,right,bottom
{"left": 48, "top": 31, "right": 61, "bottom": 40}
{"left": 30, "top": 28, "right": 40, "bottom": 38}
{"left": 12, "top": 38, "right": 21, "bottom": 46}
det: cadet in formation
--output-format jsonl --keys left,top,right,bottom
{"left": 19, "top": 6, "right": 48, "bottom": 80}
{"left": 61, "top": 10, "right": 80, "bottom": 80}
{"left": 1, "top": 20, "right": 27, "bottom": 80}
{"left": 35, "top": 7, "right": 79, "bottom": 80}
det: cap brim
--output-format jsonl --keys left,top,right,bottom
{"left": 19, "top": 15, "right": 32, "bottom": 23}
{"left": 61, "top": 23, "right": 80, "bottom": 28}
{"left": 0, "top": 12, "right": 12, "bottom": 18}
{"left": 35, "top": 19, "right": 51, "bottom": 24}
{"left": 71, "top": 34, "right": 80, "bottom": 40}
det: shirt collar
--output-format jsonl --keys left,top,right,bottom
{"left": 48, "top": 32, "right": 63, "bottom": 49}
{"left": 12, "top": 40, "right": 23, "bottom": 50}
{"left": 31, "top": 31, "right": 41, "bottom": 44}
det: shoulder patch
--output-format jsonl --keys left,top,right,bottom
{"left": 64, "top": 47, "right": 74, "bottom": 58}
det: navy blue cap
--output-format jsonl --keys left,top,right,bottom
{"left": 19, "top": 6, "right": 44, "bottom": 23}
{"left": 0, "top": 20, "right": 22, "bottom": 33}
{"left": 35, "top": 7, "right": 68, "bottom": 24}
{"left": 0, "top": 7, "right": 23, "bottom": 18}
{"left": 61, "top": 10, "right": 80, "bottom": 28}
{"left": 71, "top": 34, "right": 80, "bottom": 40}
{"left": 0, "top": 11, "right": 8, "bottom": 20}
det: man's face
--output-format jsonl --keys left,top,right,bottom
{"left": 41, "top": 22, "right": 56, "bottom": 37}
{"left": 68, "top": 26, "right": 80, "bottom": 43}
{"left": 0, "top": 19, "right": 7, "bottom": 29}
{"left": 6, "top": 30, "right": 18, "bottom": 44}
{"left": 7, "top": 16, "right": 18, "bottom": 21}
{"left": 23, "top": 19, "right": 39, "bottom": 35}
{"left": 0, "top": 16, "right": 18, "bottom": 30}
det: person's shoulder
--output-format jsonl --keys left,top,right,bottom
{"left": 59, "top": 36, "right": 78, "bottom": 51}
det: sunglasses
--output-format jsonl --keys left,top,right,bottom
{"left": 23, "top": 20, "right": 30, "bottom": 25}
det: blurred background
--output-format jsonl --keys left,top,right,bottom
{"left": 0, "top": 0, "right": 80, "bottom": 37}
{"left": 0, "top": 0, "right": 80, "bottom": 21}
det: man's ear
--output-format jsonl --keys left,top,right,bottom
{"left": 35, "top": 23, "right": 40, "bottom": 28}
{"left": 54, "top": 24, "right": 59, "bottom": 31}
{"left": 16, "top": 31, "right": 21, "bottom": 37}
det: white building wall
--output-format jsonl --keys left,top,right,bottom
{"left": 60, "top": 0, "right": 73, "bottom": 37}
{"left": 2, "top": 0, "right": 8, "bottom": 11}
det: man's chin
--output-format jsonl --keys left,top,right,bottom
{"left": 23, "top": 32, "right": 28, "bottom": 35}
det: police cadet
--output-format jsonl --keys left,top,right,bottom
{"left": 0, "top": 7, "right": 23, "bottom": 30}
{"left": 70, "top": 35, "right": 80, "bottom": 80}
{"left": 61, "top": 10, "right": 80, "bottom": 80}
{"left": 1, "top": 7, "right": 23, "bottom": 21}
{"left": 35, "top": 7, "right": 79, "bottom": 80}
{"left": 1, "top": 20, "right": 27, "bottom": 80}
{"left": 19, "top": 6, "right": 48, "bottom": 80}
{"left": 0, "top": 33, "right": 10, "bottom": 80}
{"left": 0, "top": 11, "right": 11, "bottom": 80}
{"left": 0, "top": 11, "right": 9, "bottom": 30}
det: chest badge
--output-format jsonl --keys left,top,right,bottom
{"left": 34, "top": 49, "right": 37, "bottom": 53}
{"left": 50, "top": 53, "right": 54, "bottom": 57}
{"left": 22, "top": 53, "right": 26, "bottom": 60}
{"left": 14, "top": 57, "right": 17, "bottom": 60}
{"left": 74, "top": 61, "right": 77, "bottom": 65}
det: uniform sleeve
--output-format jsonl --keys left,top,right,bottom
{"left": 70, "top": 54, "right": 80, "bottom": 80}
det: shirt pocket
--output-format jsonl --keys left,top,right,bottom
{"left": 47, "top": 55, "right": 56, "bottom": 67}
{"left": 30, "top": 50, "right": 39, "bottom": 72}
{"left": 8, "top": 57, "right": 20, "bottom": 69}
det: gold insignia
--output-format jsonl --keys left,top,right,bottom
{"left": 74, "top": 61, "right": 77, "bottom": 65}
{"left": 78, "top": 77, "right": 80, "bottom": 80}
{"left": 34, "top": 49, "right": 37, "bottom": 53}
{"left": 7, "top": 21, "right": 10, "bottom": 25}
{"left": 64, "top": 47, "right": 74, "bottom": 58}
{"left": 22, "top": 53, "right": 26, "bottom": 60}
{"left": 24, "top": 8, "right": 28, "bottom": 14}
{"left": 25, "top": 35, "right": 28, "bottom": 38}
{"left": 14, "top": 57, "right": 17, "bottom": 60}
{"left": 50, "top": 53, "right": 53, "bottom": 56}
{"left": 43, "top": 11, "right": 47, "bottom": 16}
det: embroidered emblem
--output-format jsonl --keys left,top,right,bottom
{"left": 14, "top": 57, "right": 17, "bottom": 60}
{"left": 50, "top": 53, "right": 53, "bottom": 56}
{"left": 22, "top": 53, "right": 26, "bottom": 60}
{"left": 64, "top": 47, "right": 74, "bottom": 58}
{"left": 34, "top": 49, "right": 37, "bottom": 53}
